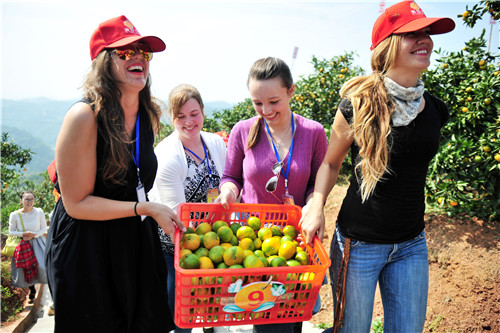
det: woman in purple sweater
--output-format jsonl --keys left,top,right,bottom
{"left": 217, "top": 57, "right": 328, "bottom": 333}
{"left": 218, "top": 57, "right": 327, "bottom": 209}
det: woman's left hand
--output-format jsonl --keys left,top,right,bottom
{"left": 141, "top": 202, "right": 186, "bottom": 240}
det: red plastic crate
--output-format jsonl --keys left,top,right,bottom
{"left": 174, "top": 203, "right": 331, "bottom": 328}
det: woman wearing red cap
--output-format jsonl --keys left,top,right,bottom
{"left": 300, "top": 1, "right": 455, "bottom": 332}
{"left": 45, "top": 15, "right": 185, "bottom": 332}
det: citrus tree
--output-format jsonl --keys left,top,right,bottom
{"left": 291, "top": 53, "right": 365, "bottom": 176}
{"left": 291, "top": 52, "right": 365, "bottom": 134}
{"left": 203, "top": 99, "right": 255, "bottom": 134}
{"left": 1, "top": 133, "right": 56, "bottom": 232}
{"left": 423, "top": 5, "right": 499, "bottom": 220}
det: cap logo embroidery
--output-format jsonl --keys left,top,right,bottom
{"left": 123, "top": 19, "right": 139, "bottom": 35}
{"left": 409, "top": 1, "right": 423, "bottom": 15}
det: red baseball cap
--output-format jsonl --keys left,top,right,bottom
{"left": 90, "top": 15, "right": 166, "bottom": 60}
{"left": 370, "top": 1, "right": 455, "bottom": 50}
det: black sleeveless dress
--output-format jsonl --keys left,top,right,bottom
{"left": 45, "top": 106, "right": 174, "bottom": 332}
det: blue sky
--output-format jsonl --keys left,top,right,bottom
{"left": 1, "top": 1, "right": 498, "bottom": 104}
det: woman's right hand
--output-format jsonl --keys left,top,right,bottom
{"left": 139, "top": 202, "right": 186, "bottom": 240}
{"left": 215, "top": 184, "right": 238, "bottom": 209}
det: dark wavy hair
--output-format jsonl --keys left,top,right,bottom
{"left": 82, "top": 49, "right": 162, "bottom": 185}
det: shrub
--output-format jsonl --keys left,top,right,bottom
{"left": 423, "top": 32, "right": 499, "bottom": 220}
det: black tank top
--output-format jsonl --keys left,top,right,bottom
{"left": 337, "top": 92, "right": 449, "bottom": 243}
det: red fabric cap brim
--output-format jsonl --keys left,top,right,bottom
{"left": 106, "top": 35, "right": 166, "bottom": 52}
{"left": 394, "top": 17, "right": 455, "bottom": 35}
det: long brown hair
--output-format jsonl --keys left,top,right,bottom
{"left": 82, "top": 50, "right": 161, "bottom": 185}
{"left": 340, "top": 34, "right": 402, "bottom": 202}
{"left": 246, "top": 57, "right": 293, "bottom": 150}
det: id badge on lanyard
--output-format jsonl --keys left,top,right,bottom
{"left": 206, "top": 188, "right": 219, "bottom": 203}
{"left": 132, "top": 114, "right": 146, "bottom": 221}
{"left": 283, "top": 180, "right": 295, "bottom": 205}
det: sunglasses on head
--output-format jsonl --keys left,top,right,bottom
{"left": 113, "top": 46, "right": 153, "bottom": 62}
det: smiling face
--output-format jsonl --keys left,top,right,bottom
{"left": 110, "top": 42, "right": 151, "bottom": 92}
{"left": 20, "top": 192, "right": 35, "bottom": 212}
{"left": 173, "top": 98, "right": 205, "bottom": 144}
{"left": 393, "top": 27, "right": 434, "bottom": 76}
{"left": 248, "top": 77, "right": 294, "bottom": 128}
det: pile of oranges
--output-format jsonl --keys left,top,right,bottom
{"left": 179, "top": 217, "right": 311, "bottom": 270}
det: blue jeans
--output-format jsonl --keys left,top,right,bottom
{"left": 329, "top": 228, "right": 429, "bottom": 333}
{"left": 165, "top": 253, "right": 192, "bottom": 333}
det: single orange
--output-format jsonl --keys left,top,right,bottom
{"left": 212, "top": 220, "right": 229, "bottom": 233}
{"left": 270, "top": 256, "right": 287, "bottom": 267}
{"left": 243, "top": 255, "right": 265, "bottom": 268}
{"left": 194, "top": 247, "right": 209, "bottom": 258}
{"left": 217, "top": 226, "right": 234, "bottom": 243}
{"left": 236, "top": 226, "right": 255, "bottom": 240}
{"left": 295, "top": 251, "right": 310, "bottom": 265}
{"left": 181, "top": 233, "right": 201, "bottom": 251}
{"left": 208, "top": 245, "right": 225, "bottom": 265}
{"left": 247, "top": 216, "right": 261, "bottom": 231}
{"left": 279, "top": 241, "right": 297, "bottom": 260}
{"left": 283, "top": 225, "right": 298, "bottom": 239}
{"left": 262, "top": 237, "right": 281, "bottom": 257}
{"left": 239, "top": 237, "right": 255, "bottom": 251}
{"left": 223, "top": 246, "right": 245, "bottom": 266}
{"left": 203, "top": 231, "right": 220, "bottom": 250}
{"left": 196, "top": 222, "right": 212, "bottom": 235}
{"left": 180, "top": 253, "right": 200, "bottom": 269}
{"left": 257, "top": 227, "right": 273, "bottom": 241}
{"left": 199, "top": 256, "right": 214, "bottom": 269}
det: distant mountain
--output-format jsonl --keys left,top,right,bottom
{"left": 3, "top": 125, "right": 55, "bottom": 174}
{"left": 1, "top": 98, "right": 234, "bottom": 173}
{"left": 2, "top": 98, "right": 74, "bottom": 149}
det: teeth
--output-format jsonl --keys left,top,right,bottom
{"left": 414, "top": 50, "right": 428, "bottom": 54}
{"left": 127, "top": 65, "right": 143, "bottom": 72}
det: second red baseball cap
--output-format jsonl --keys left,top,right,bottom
{"left": 89, "top": 15, "right": 166, "bottom": 60}
{"left": 371, "top": 1, "right": 455, "bottom": 50}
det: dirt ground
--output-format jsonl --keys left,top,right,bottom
{"left": 309, "top": 184, "right": 500, "bottom": 332}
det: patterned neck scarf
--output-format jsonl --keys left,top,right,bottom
{"left": 384, "top": 76, "right": 425, "bottom": 127}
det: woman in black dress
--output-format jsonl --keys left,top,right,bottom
{"left": 45, "top": 15, "right": 186, "bottom": 332}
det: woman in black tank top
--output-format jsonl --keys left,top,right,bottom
{"left": 300, "top": 1, "right": 454, "bottom": 332}
{"left": 45, "top": 15, "right": 185, "bottom": 333}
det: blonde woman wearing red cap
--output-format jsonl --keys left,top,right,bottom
{"left": 300, "top": 1, "right": 455, "bottom": 332}
{"left": 45, "top": 15, "right": 185, "bottom": 332}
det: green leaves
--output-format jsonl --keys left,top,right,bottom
{"left": 423, "top": 23, "right": 500, "bottom": 221}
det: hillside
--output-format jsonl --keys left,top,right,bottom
{"left": 1, "top": 98, "right": 233, "bottom": 173}
{"left": 2, "top": 126, "right": 54, "bottom": 175}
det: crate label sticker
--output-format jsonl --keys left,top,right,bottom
{"left": 223, "top": 278, "right": 286, "bottom": 313}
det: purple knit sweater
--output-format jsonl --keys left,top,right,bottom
{"left": 220, "top": 114, "right": 328, "bottom": 207}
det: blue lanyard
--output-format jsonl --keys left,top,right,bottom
{"left": 264, "top": 111, "right": 295, "bottom": 189}
{"left": 183, "top": 138, "right": 213, "bottom": 184}
{"left": 131, "top": 114, "right": 142, "bottom": 185}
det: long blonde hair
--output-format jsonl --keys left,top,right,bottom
{"left": 82, "top": 50, "right": 161, "bottom": 185}
{"left": 340, "top": 35, "right": 402, "bottom": 202}
{"left": 246, "top": 57, "right": 293, "bottom": 150}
